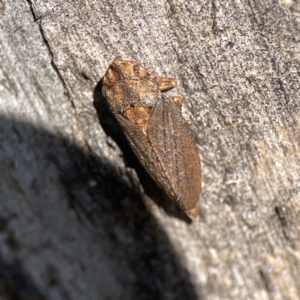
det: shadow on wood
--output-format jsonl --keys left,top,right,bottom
{"left": 0, "top": 115, "right": 200, "bottom": 300}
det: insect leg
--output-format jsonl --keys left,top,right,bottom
{"left": 157, "top": 75, "right": 177, "bottom": 91}
{"left": 167, "top": 96, "right": 183, "bottom": 108}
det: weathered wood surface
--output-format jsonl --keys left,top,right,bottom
{"left": 0, "top": 0, "right": 300, "bottom": 299}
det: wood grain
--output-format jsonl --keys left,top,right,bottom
{"left": 0, "top": 0, "right": 300, "bottom": 299}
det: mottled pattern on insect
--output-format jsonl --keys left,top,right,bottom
{"left": 102, "top": 58, "right": 201, "bottom": 220}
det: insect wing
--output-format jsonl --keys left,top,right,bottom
{"left": 115, "top": 112, "right": 173, "bottom": 196}
{"left": 146, "top": 97, "right": 201, "bottom": 211}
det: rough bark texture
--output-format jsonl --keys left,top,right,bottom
{"left": 0, "top": 0, "right": 300, "bottom": 299}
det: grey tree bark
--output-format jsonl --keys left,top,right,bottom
{"left": 1, "top": 0, "right": 300, "bottom": 299}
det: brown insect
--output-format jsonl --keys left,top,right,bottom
{"left": 102, "top": 58, "right": 201, "bottom": 219}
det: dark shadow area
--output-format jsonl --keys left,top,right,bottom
{"left": 0, "top": 115, "right": 200, "bottom": 300}
{"left": 93, "top": 79, "right": 192, "bottom": 224}
{"left": 0, "top": 258, "right": 46, "bottom": 300}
